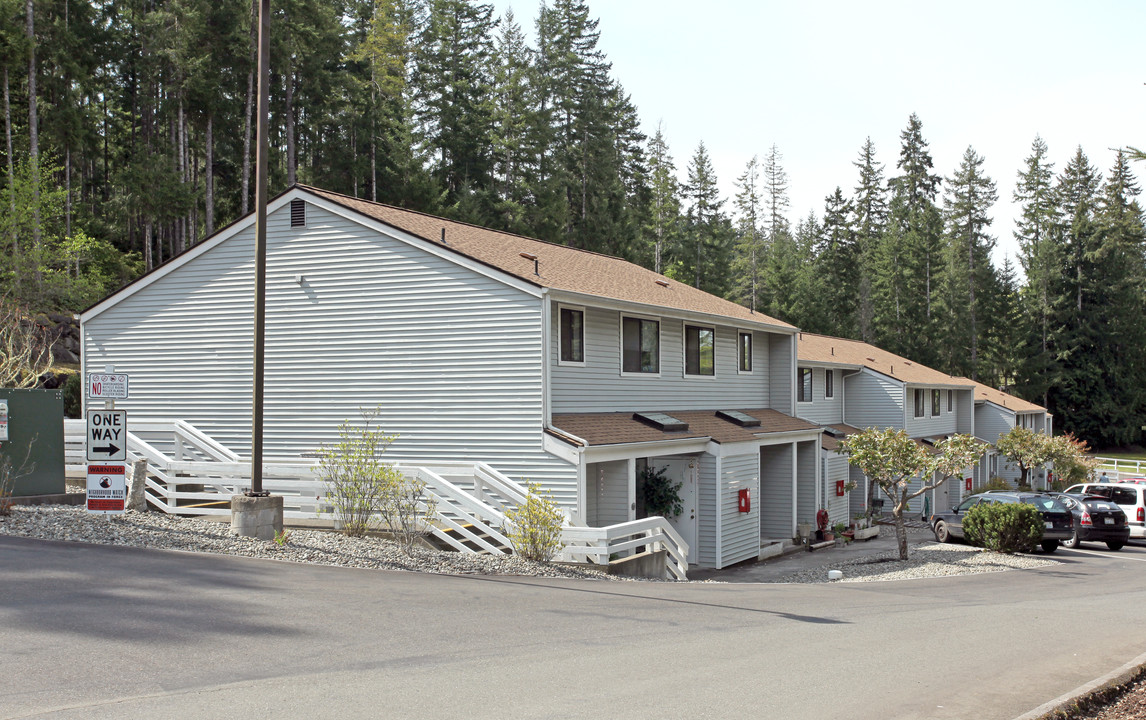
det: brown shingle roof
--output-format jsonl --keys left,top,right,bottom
{"left": 959, "top": 377, "right": 1046, "bottom": 413}
{"left": 300, "top": 185, "right": 792, "bottom": 330}
{"left": 797, "top": 332, "right": 974, "bottom": 388}
{"left": 550, "top": 409, "right": 820, "bottom": 447}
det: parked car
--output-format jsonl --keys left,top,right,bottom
{"left": 931, "top": 491, "right": 1073, "bottom": 552}
{"left": 1063, "top": 483, "right": 1146, "bottom": 541}
{"left": 1047, "top": 492, "right": 1129, "bottom": 550}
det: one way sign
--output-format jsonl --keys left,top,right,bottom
{"left": 86, "top": 409, "right": 127, "bottom": 462}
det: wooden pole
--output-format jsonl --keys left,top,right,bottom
{"left": 250, "top": 0, "right": 270, "bottom": 496}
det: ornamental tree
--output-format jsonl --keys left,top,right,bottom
{"left": 994, "top": 426, "right": 1053, "bottom": 488}
{"left": 840, "top": 428, "right": 987, "bottom": 559}
{"left": 1045, "top": 432, "right": 1097, "bottom": 486}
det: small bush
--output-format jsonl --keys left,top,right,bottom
{"left": 506, "top": 482, "right": 565, "bottom": 562}
{"left": 970, "top": 477, "right": 1011, "bottom": 494}
{"left": 62, "top": 372, "right": 82, "bottom": 418}
{"left": 963, "top": 502, "right": 1044, "bottom": 553}
{"left": 641, "top": 465, "right": 683, "bottom": 518}
{"left": 316, "top": 409, "right": 402, "bottom": 538}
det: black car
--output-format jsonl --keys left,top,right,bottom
{"left": 930, "top": 491, "right": 1074, "bottom": 553}
{"left": 1047, "top": 492, "right": 1130, "bottom": 551}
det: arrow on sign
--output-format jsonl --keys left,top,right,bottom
{"left": 92, "top": 443, "right": 121, "bottom": 457}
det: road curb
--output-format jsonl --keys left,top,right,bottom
{"left": 1013, "top": 650, "right": 1146, "bottom": 720}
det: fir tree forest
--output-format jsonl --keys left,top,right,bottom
{"left": 2, "top": 0, "right": 1144, "bottom": 450}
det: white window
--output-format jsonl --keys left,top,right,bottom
{"left": 825, "top": 369, "right": 834, "bottom": 399}
{"left": 931, "top": 389, "right": 941, "bottom": 417}
{"left": 684, "top": 324, "right": 715, "bottom": 376}
{"left": 738, "top": 332, "right": 752, "bottom": 373}
{"left": 914, "top": 389, "right": 925, "bottom": 418}
{"left": 622, "top": 316, "right": 660, "bottom": 374}
{"left": 798, "top": 368, "right": 812, "bottom": 403}
{"left": 558, "top": 306, "right": 584, "bottom": 365}
{"left": 948, "top": 390, "right": 953, "bottom": 412}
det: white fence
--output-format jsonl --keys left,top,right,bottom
{"left": 1092, "top": 457, "right": 1146, "bottom": 482}
{"left": 64, "top": 419, "right": 688, "bottom": 579}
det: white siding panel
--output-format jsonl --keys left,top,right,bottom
{"left": 975, "top": 404, "right": 1014, "bottom": 446}
{"left": 588, "top": 460, "right": 629, "bottom": 526}
{"left": 849, "top": 465, "right": 868, "bottom": 517}
{"left": 796, "top": 440, "right": 817, "bottom": 531}
{"left": 760, "top": 443, "right": 793, "bottom": 538}
{"left": 843, "top": 370, "right": 903, "bottom": 429}
{"left": 768, "top": 334, "right": 794, "bottom": 415}
{"left": 956, "top": 389, "right": 975, "bottom": 434}
{"left": 82, "top": 203, "right": 577, "bottom": 504}
{"left": 697, "top": 453, "right": 718, "bottom": 567}
{"left": 796, "top": 367, "right": 844, "bottom": 425}
{"left": 549, "top": 308, "right": 772, "bottom": 412}
{"left": 718, "top": 452, "right": 760, "bottom": 568}
{"left": 824, "top": 452, "right": 851, "bottom": 525}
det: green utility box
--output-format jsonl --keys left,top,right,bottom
{"left": 0, "top": 388, "right": 65, "bottom": 496}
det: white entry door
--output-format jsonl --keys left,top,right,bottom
{"left": 650, "top": 456, "right": 698, "bottom": 564}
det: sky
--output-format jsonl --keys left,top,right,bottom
{"left": 493, "top": 0, "right": 1145, "bottom": 272}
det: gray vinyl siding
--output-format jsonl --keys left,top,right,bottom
{"left": 769, "top": 334, "right": 794, "bottom": 415}
{"left": 849, "top": 465, "right": 868, "bottom": 517}
{"left": 82, "top": 201, "right": 577, "bottom": 505}
{"left": 549, "top": 307, "right": 772, "bottom": 412}
{"left": 904, "top": 386, "right": 960, "bottom": 438}
{"left": 697, "top": 453, "right": 718, "bottom": 567}
{"left": 796, "top": 440, "right": 818, "bottom": 531}
{"left": 956, "top": 389, "right": 974, "bottom": 434}
{"left": 760, "top": 443, "right": 794, "bottom": 538}
{"left": 824, "top": 452, "right": 851, "bottom": 525}
{"left": 719, "top": 452, "right": 760, "bottom": 568}
{"left": 588, "top": 460, "right": 629, "bottom": 526}
{"left": 795, "top": 367, "right": 844, "bottom": 425}
{"left": 975, "top": 404, "right": 1014, "bottom": 445}
{"left": 843, "top": 370, "right": 903, "bottom": 429}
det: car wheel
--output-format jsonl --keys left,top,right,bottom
{"left": 1063, "top": 530, "right": 1080, "bottom": 549}
{"left": 1041, "top": 540, "right": 1059, "bottom": 553}
{"left": 934, "top": 520, "right": 951, "bottom": 543}
{"left": 1107, "top": 541, "right": 1125, "bottom": 551}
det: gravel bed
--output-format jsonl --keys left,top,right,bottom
{"left": 1073, "top": 673, "right": 1146, "bottom": 719}
{"left": 0, "top": 505, "right": 617, "bottom": 581}
{"left": 775, "top": 542, "right": 1057, "bottom": 583}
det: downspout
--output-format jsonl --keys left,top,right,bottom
{"left": 541, "top": 290, "right": 552, "bottom": 427}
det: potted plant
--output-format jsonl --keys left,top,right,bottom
{"left": 833, "top": 521, "right": 849, "bottom": 545}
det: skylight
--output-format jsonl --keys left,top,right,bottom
{"left": 633, "top": 412, "right": 688, "bottom": 432}
{"left": 716, "top": 410, "right": 760, "bottom": 427}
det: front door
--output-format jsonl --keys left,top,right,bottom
{"left": 650, "top": 456, "right": 698, "bottom": 564}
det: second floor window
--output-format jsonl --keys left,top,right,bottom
{"left": 948, "top": 389, "right": 953, "bottom": 412}
{"left": 825, "top": 369, "right": 834, "bottom": 398}
{"left": 684, "top": 325, "right": 715, "bottom": 376}
{"left": 622, "top": 316, "right": 659, "bottom": 373}
{"left": 931, "top": 389, "right": 941, "bottom": 417}
{"left": 914, "top": 389, "right": 925, "bottom": 418}
{"left": 738, "top": 332, "right": 752, "bottom": 372}
{"left": 798, "top": 368, "right": 812, "bottom": 402}
{"left": 559, "top": 307, "right": 584, "bottom": 364}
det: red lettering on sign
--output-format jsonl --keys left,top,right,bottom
{"left": 87, "top": 499, "right": 124, "bottom": 511}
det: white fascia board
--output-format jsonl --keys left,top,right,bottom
{"left": 754, "top": 429, "right": 822, "bottom": 446}
{"left": 582, "top": 437, "right": 711, "bottom": 464}
{"left": 545, "top": 289, "right": 797, "bottom": 335}
{"left": 797, "top": 360, "right": 864, "bottom": 371}
{"left": 81, "top": 196, "right": 288, "bottom": 322}
{"left": 302, "top": 191, "right": 543, "bottom": 298}
{"left": 710, "top": 440, "right": 764, "bottom": 457}
{"left": 542, "top": 431, "right": 581, "bottom": 465}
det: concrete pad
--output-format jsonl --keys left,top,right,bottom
{"left": 230, "top": 494, "right": 284, "bottom": 540}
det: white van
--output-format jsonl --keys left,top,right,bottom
{"left": 1064, "top": 483, "right": 1146, "bottom": 539}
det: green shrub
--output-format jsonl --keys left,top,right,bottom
{"left": 970, "top": 477, "right": 1011, "bottom": 494}
{"left": 641, "top": 465, "right": 683, "bottom": 518}
{"left": 963, "top": 502, "right": 1044, "bottom": 553}
{"left": 316, "top": 408, "right": 403, "bottom": 539}
{"left": 506, "top": 482, "right": 565, "bottom": 562}
{"left": 62, "top": 372, "right": 82, "bottom": 418}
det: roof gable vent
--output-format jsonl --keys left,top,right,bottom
{"left": 290, "top": 199, "right": 306, "bottom": 227}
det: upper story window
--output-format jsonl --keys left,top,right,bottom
{"left": 931, "top": 389, "right": 941, "bottom": 417}
{"left": 914, "top": 389, "right": 925, "bottom": 418}
{"left": 798, "top": 368, "right": 812, "bottom": 403}
{"left": 738, "top": 332, "right": 752, "bottom": 372}
{"left": 622, "top": 316, "right": 659, "bottom": 374}
{"left": 948, "top": 389, "right": 953, "bottom": 412}
{"left": 558, "top": 306, "right": 584, "bottom": 365}
{"left": 684, "top": 325, "right": 715, "bottom": 376}
{"left": 825, "top": 369, "right": 834, "bottom": 398}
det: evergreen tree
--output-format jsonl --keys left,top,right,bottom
{"left": 938, "top": 145, "right": 998, "bottom": 380}
{"left": 673, "top": 140, "right": 732, "bottom": 296}
{"left": 813, "top": 186, "right": 857, "bottom": 337}
{"left": 983, "top": 256, "right": 1024, "bottom": 389}
{"left": 763, "top": 142, "right": 790, "bottom": 239}
{"left": 732, "top": 154, "right": 765, "bottom": 310}
{"left": 851, "top": 137, "right": 887, "bottom": 342}
{"left": 644, "top": 122, "right": 680, "bottom": 275}
{"left": 1012, "top": 135, "right": 1058, "bottom": 407}
{"left": 488, "top": 9, "right": 536, "bottom": 234}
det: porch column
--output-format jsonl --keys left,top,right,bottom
{"left": 627, "top": 457, "right": 637, "bottom": 521}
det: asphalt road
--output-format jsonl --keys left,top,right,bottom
{"left": 3, "top": 536, "right": 1146, "bottom": 720}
